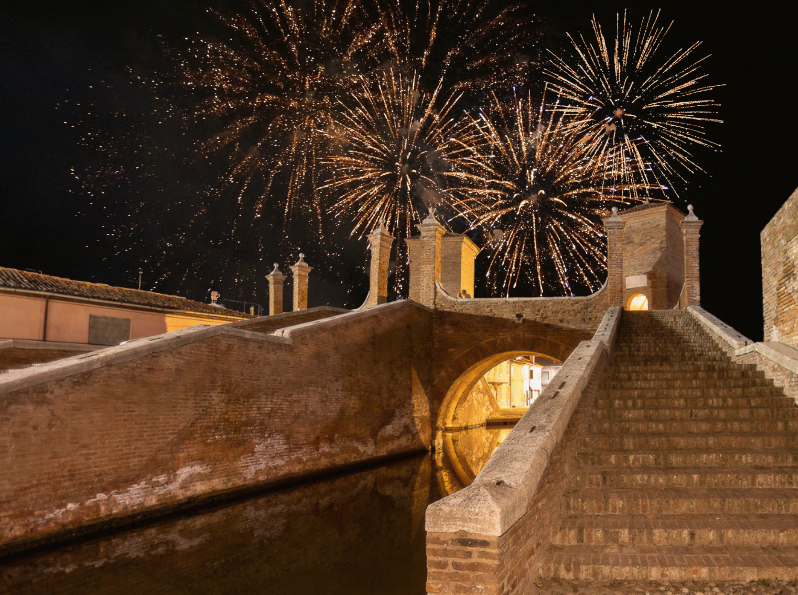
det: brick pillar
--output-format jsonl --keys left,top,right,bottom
{"left": 409, "top": 210, "right": 445, "bottom": 307}
{"left": 365, "top": 223, "right": 394, "bottom": 308}
{"left": 266, "top": 263, "right": 286, "bottom": 315}
{"left": 680, "top": 204, "right": 704, "bottom": 307}
{"left": 290, "top": 254, "right": 313, "bottom": 311}
{"left": 440, "top": 234, "right": 480, "bottom": 298}
{"left": 603, "top": 207, "right": 626, "bottom": 307}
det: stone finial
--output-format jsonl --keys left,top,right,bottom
{"left": 422, "top": 207, "right": 437, "bottom": 225}
{"left": 270, "top": 263, "right": 282, "bottom": 275}
{"left": 610, "top": 206, "right": 621, "bottom": 219}
{"left": 685, "top": 204, "right": 699, "bottom": 221}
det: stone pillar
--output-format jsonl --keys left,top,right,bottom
{"left": 266, "top": 263, "right": 286, "bottom": 315}
{"left": 408, "top": 210, "right": 445, "bottom": 307}
{"left": 365, "top": 223, "right": 394, "bottom": 308}
{"left": 680, "top": 204, "right": 704, "bottom": 307}
{"left": 290, "top": 254, "right": 313, "bottom": 311}
{"left": 603, "top": 207, "right": 626, "bottom": 307}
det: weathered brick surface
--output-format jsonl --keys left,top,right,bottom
{"left": 0, "top": 302, "right": 433, "bottom": 551}
{"left": 762, "top": 186, "right": 798, "bottom": 348}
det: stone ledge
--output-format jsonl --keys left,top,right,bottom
{"left": 0, "top": 325, "right": 290, "bottom": 397}
{"left": 687, "top": 306, "right": 753, "bottom": 349}
{"left": 276, "top": 299, "right": 431, "bottom": 339}
{"left": 229, "top": 306, "right": 348, "bottom": 330}
{"left": 425, "top": 306, "right": 619, "bottom": 536}
{"left": 593, "top": 306, "right": 622, "bottom": 349}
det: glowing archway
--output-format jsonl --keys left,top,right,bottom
{"left": 627, "top": 293, "right": 649, "bottom": 310}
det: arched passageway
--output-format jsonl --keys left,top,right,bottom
{"left": 432, "top": 334, "right": 580, "bottom": 496}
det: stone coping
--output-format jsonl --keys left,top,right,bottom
{"left": 0, "top": 325, "right": 289, "bottom": 397}
{"left": 736, "top": 341, "right": 798, "bottom": 375}
{"left": 435, "top": 279, "right": 608, "bottom": 305}
{"left": 686, "top": 306, "right": 753, "bottom": 349}
{"left": 276, "top": 299, "right": 429, "bottom": 339}
{"left": 229, "top": 306, "right": 349, "bottom": 329}
{"left": 0, "top": 339, "right": 101, "bottom": 352}
{"left": 425, "top": 306, "right": 621, "bottom": 536}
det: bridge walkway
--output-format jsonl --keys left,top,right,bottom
{"left": 543, "top": 310, "right": 798, "bottom": 580}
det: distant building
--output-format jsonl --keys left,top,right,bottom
{"left": 0, "top": 266, "right": 252, "bottom": 370}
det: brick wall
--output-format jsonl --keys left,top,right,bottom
{"left": 425, "top": 350, "right": 609, "bottom": 594}
{"left": 762, "top": 186, "right": 798, "bottom": 348}
{"left": 0, "top": 301, "right": 433, "bottom": 551}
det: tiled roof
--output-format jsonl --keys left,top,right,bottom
{"left": 0, "top": 267, "right": 253, "bottom": 318}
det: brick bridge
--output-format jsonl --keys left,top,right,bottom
{"left": 0, "top": 202, "right": 705, "bottom": 556}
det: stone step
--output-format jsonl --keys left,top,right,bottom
{"left": 589, "top": 419, "right": 798, "bottom": 434}
{"left": 550, "top": 514, "right": 798, "bottom": 547}
{"left": 607, "top": 363, "right": 756, "bottom": 374}
{"left": 539, "top": 545, "right": 798, "bottom": 581}
{"left": 562, "top": 488, "right": 798, "bottom": 515}
{"left": 577, "top": 449, "right": 798, "bottom": 469}
{"left": 582, "top": 432, "right": 798, "bottom": 451}
{"left": 601, "top": 377, "right": 771, "bottom": 389}
{"left": 571, "top": 467, "right": 798, "bottom": 490}
{"left": 612, "top": 351, "right": 729, "bottom": 366}
{"left": 597, "top": 386, "right": 783, "bottom": 399}
{"left": 591, "top": 407, "right": 798, "bottom": 422}
{"left": 604, "top": 369, "right": 765, "bottom": 381}
{"left": 594, "top": 396, "right": 791, "bottom": 410}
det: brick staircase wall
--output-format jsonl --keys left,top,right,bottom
{"left": 541, "top": 310, "right": 798, "bottom": 581}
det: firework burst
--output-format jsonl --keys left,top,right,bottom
{"left": 374, "top": 0, "right": 541, "bottom": 94}
{"left": 174, "top": 0, "right": 386, "bottom": 232}
{"left": 322, "top": 68, "right": 469, "bottom": 295}
{"left": 545, "top": 10, "right": 722, "bottom": 195}
{"left": 447, "top": 90, "right": 658, "bottom": 296}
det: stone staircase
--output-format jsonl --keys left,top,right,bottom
{"left": 541, "top": 310, "right": 798, "bottom": 581}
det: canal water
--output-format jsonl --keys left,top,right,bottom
{"left": 0, "top": 426, "right": 512, "bottom": 595}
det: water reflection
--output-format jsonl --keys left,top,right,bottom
{"left": 434, "top": 425, "right": 514, "bottom": 496}
{"left": 0, "top": 454, "right": 440, "bottom": 595}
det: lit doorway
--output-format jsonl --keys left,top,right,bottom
{"left": 627, "top": 293, "right": 649, "bottom": 310}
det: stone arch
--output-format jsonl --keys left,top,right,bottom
{"left": 433, "top": 333, "right": 581, "bottom": 432}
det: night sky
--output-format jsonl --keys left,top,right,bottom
{"left": 1, "top": 0, "right": 795, "bottom": 342}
